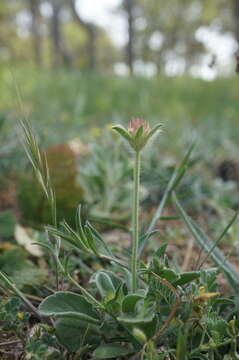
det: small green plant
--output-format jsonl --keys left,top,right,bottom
{"left": 1, "top": 118, "right": 239, "bottom": 359}
{"left": 112, "top": 118, "right": 162, "bottom": 291}
{"left": 80, "top": 133, "right": 133, "bottom": 223}
{"left": 0, "top": 296, "right": 29, "bottom": 335}
{"left": 0, "top": 296, "right": 61, "bottom": 360}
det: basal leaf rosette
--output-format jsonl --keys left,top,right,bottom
{"left": 112, "top": 118, "right": 162, "bottom": 152}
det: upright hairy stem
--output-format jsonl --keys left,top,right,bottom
{"left": 131, "top": 150, "right": 141, "bottom": 292}
{"left": 112, "top": 120, "right": 161, "bottom": 290}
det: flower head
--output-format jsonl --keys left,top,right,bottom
{"left": 112, "top": 118, "right": 162, "bottom": 152}
{"left": 128, "top": 118, "right": 150, "bottom": 135}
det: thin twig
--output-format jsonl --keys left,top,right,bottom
{"left": 193, "top": 246, "right": 203, "bottom": 270}
{"left": 0, "top": 349, "right": 14, "bottom": 355}
{"left": 73, "top": 344, "right": 91, "bottom": 360}
{"left": 22, "top": 293, "right": 43, "bottom": 303}
{"left": 0, "top": 340, "right": 22, "bottom": 347}
{"left": 6, "top": 289, "right": 43, "bottom": 303}
{"left": 182, "top": 239, "right": 194, "bottom": 271}
{"left": 151, "top": 272, "right": 181, "bottom": 341}
{"left": 0, "top": 271, "right": 42, "bottom": 320}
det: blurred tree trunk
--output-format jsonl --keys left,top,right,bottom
{"left": 125, "top": 0, "right": 135, "bottom": 74}
{"left": 69, "top": 0, "right": 97, "bottom": 70}
{"left": 233, "top": 0, "right": 239, "bottom": 43}
{"left": 50, "top": 0, "right": 62, "bottom": 67}
{"left": 28, "top": 0, "right": 43, "bottom": 66}
{"left": 50, "top": 0, "right": 73, "bottom": 68}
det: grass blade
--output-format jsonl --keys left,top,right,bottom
{"left": 173, "top": 193, "right": 239, "bottom": 291}
{"left": 198, "top": 211, "right": 238, "bottom": 268}
{"left": 139, "top": 143, "right": 195, "bottom": 256}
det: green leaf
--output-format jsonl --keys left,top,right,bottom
{"left": 39, "top": 291, "right": 100, "bottom": 325}
{"left": 105, "top": 283, "right": 125, "bottom": 314}
{"left": 138, "top": 230, "right": 160, "bottom": 255}
{"left": 55, "top": 318, "right": 100, "bottom": 353}
{"left": 75, "top": 205, "right": 91, "bottom": 249}
{"left": 151, "top": 261, "right": 179, "bottom": 283}
{"left": 139, "top": 316, "right": 158, "bottom": 339}
{"left": 144, "top": 123, "right": 162, "bottom": 143}
{"left": 62, "top": 220, "right": 89, "bottom": 252}
{"left": 95, "top": 272, "right": 116, "bottom": 300}
{"left": 33, "top": 241, "right": 54, "bottom": 254}
{"left": 154, "top": 243, "right": 168, "bottom": 259}
{"left": 121, "top": 294, "right": 144, "bottom": 313}
{"left": 84, "top": 225, "right": 99, "bottom": 256}
{"left": 189, "top": 352, "right": 209, "bottom": 360}
{"left": 112, "top": 125, "right": 132, "bottom": 142}
{"left": 132, "top": 327, "right": 147, "bottom": 344}
{"left": 173, "top": 271, "right": 200, "bottom": 286}
{"left": 118, "top": 298, "right": 158, "bottom": 339}
{"left": 118, "top": 299, "right": 155, "bottom": 325}
{"left": 93, "top": 270, "right": 123, "bottom": 291}
{"left": 135, "top": 124, "right": 144, "bottom": 138}
{"left": 93, "top": 343, "right": 133, "bottom": 359}
{"left": 117, "top": 312, "right": 154, "bottom": 325}
{"left": 46, "top": 224, "right": 89, "bottom": 253}
{"left": 86, "top": 221, "right": 114, "bottom": 257}
{"left": 160, "top": 268, "right": 179, "bottom": 282}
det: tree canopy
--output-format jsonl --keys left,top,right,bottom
{"left": 0, "top": 0, "right": 237, "bottom": 75}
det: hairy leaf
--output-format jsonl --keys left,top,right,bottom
{"left": 39, "top": 291, "right": 100, "bottom": 325}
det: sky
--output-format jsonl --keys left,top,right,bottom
{"left": 76, "top": 0, "right": 125, "bottom": 46}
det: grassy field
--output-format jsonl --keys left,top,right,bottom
{"left": 1, "top": 66, "right": 239, "bottom": 157}
{"left": 1, "top": 68, "right": 239, "bottom": 359}
{"left": 1, "top": 67, "right": 238, "bottom": 225}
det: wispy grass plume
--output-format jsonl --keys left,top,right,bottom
{"left": 20, "top": 119, "right": 57, "bottom": 227}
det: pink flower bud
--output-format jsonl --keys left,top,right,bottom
{"left": 128, "top": 118, "right": 150, "bottom": 134}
